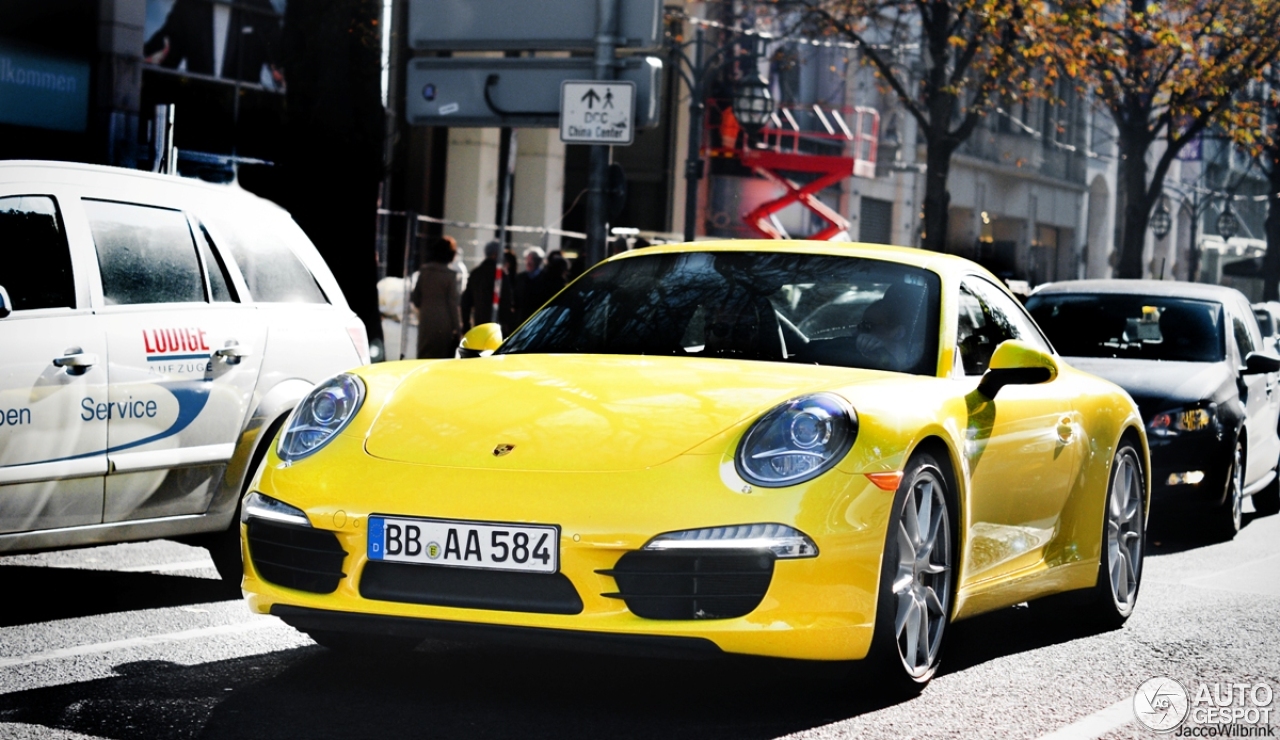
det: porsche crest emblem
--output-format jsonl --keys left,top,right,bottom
{"left": 492, "top": 444, "right": 516, "bottom": 457}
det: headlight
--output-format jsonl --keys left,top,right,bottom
{"left": 277, "top": 373, "right": 365, "bottom": 461}
{"left": 644, "top": 523, "right": 818, "bottom": 559}
{"left": 735, "top": 392, "right": 857, "bottom": 487}
{"left": 241, "top": 492, "right": 310, "bottom": 527}
{"left": 1148, "top": 403, "right": 1217, "bottom": 437}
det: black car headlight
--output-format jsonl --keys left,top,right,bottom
{"left": 277, "top": 373, "right": 366, "bottom": 461}
{"left": 735, "top": 393, "right": 857, "bottom": 487}
{"left": 1148, "top": 403, "right": 1218, "bottom": 438}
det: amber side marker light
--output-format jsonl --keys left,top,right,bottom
{"left": 866, "top": 471, "right": 904, "bottom": 491}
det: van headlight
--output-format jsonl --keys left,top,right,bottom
{"left": 735, "top": 393, "right": 857, "bottom": 487}
{"left": 277, "top": 373, "right": 365, "bottom": 461}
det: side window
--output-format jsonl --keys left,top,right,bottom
{"left": 957, "top": 278, "right": 1050, "bottom": 376}
{"left": 1232, "top": 308, "right": 1256, "bottom": 358}
{"left": 0, "top": 195, "right": 75, "bottom": 310}
{"left": 204, "top": 211, "right": 328, "bottom": 304}
{"left": 84, "top": 200, "right": 204, "bottom": 305}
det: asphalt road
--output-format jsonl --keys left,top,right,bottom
{"left": 1, "top": 510, "right": 1276, "bottom": 740}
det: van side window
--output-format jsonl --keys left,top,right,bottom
{"left": 196, "top": 224, "right": 235, "bottom": 302}
{"left": 84, "top": 199, "right": 204, "bottom": 305}
{"left": 205, "top": 211, "right": 328, "bottom": 304}
{"left": 0, "top": 195, "right": 75, "bottom": 310}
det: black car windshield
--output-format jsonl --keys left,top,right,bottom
{"left": 498, "top": 251, "right": 942, "bottom": 375}
{"left": 1025, "top": 293, "right": 1224, "bottom": 362}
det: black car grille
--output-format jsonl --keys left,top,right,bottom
{"left": 360, "top": 561, "right": 584, "bottom": 614}
{"left": 598, "top": 549, "right": 775, "bottom": 620}
{"left": 245, "top": 519, "right": 347, "bottom": 594}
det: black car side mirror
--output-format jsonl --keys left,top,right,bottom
{"left": 1242, "top": 351, "right": 1280, "bottom": 375}
{"left": 0, "top": 285, "right": 10, "bottom": 320}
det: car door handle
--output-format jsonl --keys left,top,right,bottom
{"left": 214, "top": 341, "right": 252, "bottom": 364}
{"left": 53, "top": 347, "right": 99, "bottom": 375}
{"left": 1056, "top": 416, "right": 1074, "bottom": 443}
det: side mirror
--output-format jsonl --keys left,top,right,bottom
{"left": 457, "top": 323, "right": 503, "bottom": 359}
{"left": 977, "top": 340, "right": 1059, "bottom": 398}
{"left": 1242, "top": 351, "right": 1280, "bottom": 375}
{"left": 0, "top": 285, "right": 10, "bottom": 320}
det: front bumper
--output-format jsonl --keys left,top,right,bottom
{"left": 1147, "top": 432, "right": 1230, "bottom": 511}
{"left": 241, "top": 432, "right": 896, "bottom": 662}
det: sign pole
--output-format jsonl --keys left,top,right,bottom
{"left": 585, "top": 0, "right": 620, "bottom": 269}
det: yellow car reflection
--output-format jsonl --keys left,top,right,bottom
{"left": 240, "top": 241, "right": 1148, "bottom": 693}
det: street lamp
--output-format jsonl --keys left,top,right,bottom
{"left": 1216, "top": 204, "right": 1240, "bottom": 240}
{"left": 675, "top": 25, "right": 776, "bottom": 241}
{"left": 1149, "top": 199, "right": 1172, "bottom": 240}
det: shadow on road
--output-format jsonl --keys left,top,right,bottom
{"left": 0, "top": 593, "right": 1142, "bottom": 740}
{"left": 0, "top": 565, "right": 239, "bottom": 627}
{"left": 0, "top": 643, "right": 907, "bottom": 740}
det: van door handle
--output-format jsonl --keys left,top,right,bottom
{"left": 214, "top": 340, "right": 252, "bottom": 364}
{"left": 53, "top": 347, "right": 98, "bottom": 375}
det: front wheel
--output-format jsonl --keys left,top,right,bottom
{"left": 1211, "top": 438, "right": 1245, "bottom": 540}
{"left": 1086, "top": 441, "right": 1145, "bottom": 629}
{"left": 863, "top": 452, "right": 955, "bottom": 693}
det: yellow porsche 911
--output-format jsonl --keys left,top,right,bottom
{"left": 240, "top": 241, "right": 1149, "bottom": 691}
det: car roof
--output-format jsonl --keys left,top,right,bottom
{"left": 1031, "top": 279, "right": 1247, "bottom": 303}
{"left": 609, "top": 239, "right": 992, "bottom": 283}
{"left": 0, "top": 159, "right": 285, "bottom": 213}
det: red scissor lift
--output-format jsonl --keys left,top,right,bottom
{"left": 707, "top": 102, "right": 879, "bottom": 241}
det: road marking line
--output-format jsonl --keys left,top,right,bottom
{"left": 0, "top": 618, "right": 284, "bottom": 669}
{"left": 1034, "top": 698, "right": 1133, "bottom": 740}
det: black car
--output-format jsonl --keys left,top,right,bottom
{"left": 1027, "top": 280, "right": 1280, "bottom": 537}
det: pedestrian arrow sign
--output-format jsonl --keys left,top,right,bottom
{"left": 560, "top": 80, "right": 635, "bottom": 145}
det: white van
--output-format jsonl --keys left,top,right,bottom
{"left": 0, "top": 161, "right": 369, "bottom": 581}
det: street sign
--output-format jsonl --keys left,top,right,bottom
{"left": 406, "top": 57, "right": 662, "bottom": 129}
{"left": 560, "top": 81, "right": 635, "bottom": 145}
{"left": 409, "top": 0, "right": 664, "bottom": 51}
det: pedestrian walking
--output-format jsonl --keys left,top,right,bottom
{"left": 410, "top": 235, "right": 463, "bottom": 358}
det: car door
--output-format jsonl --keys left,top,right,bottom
{"left": 0, "top": 193, "right": 107, "bottom": 533}
{"left": 78, "top": 196, "right": 267, "bottom": 522}
{"left": 955, "top": 277, "right": 1086, "bottom": 587}
{"left": 1229, "top": 300, "right": 1280, "bottom": 488}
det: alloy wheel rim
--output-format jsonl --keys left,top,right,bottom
{"left": 892, "top": 469, "right": 951, "bottom": 678}
{"left": 1106, "top": 451, "right": 1144, "bottom": 613}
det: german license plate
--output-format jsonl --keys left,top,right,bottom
{"left": 367, "top": 515, "right": 559, "bottom": 574}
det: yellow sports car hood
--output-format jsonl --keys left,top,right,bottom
{"left": 363, "top": 354, "right": 873, "bottom": 471}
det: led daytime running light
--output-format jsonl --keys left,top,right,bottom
{"left": 241, "top": 492, "right": 311, "bottom": 527}
{"left": 644, "top": 523, "right": 818, "bottom": 559}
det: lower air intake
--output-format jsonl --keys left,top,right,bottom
{"left": 599, "top": 549, "right": 774, "bottom": 620}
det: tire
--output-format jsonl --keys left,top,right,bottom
{"left": 1212, "top": 437, "right": 1245, "bottom": 540}
{"left": 305, "top": 629, "right": 422, "bottom": 656}
{"left": 862, "top": 452, "right": 955, "bottom": 694}
{"left": 205, "top": 520, "right": 244, "bottom": 585}
{"left": 1254, "top": 475, "right": 1280, "bottom": 516}
{"left": 1085, "top": 441, "right": 1145, "bottom": 629}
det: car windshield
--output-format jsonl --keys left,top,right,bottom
{"left": 498, "top": 251, "right": 942, "bottom": 375}
{"left": 1025, "top": 293, "right": 1224, "bottom": 362}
